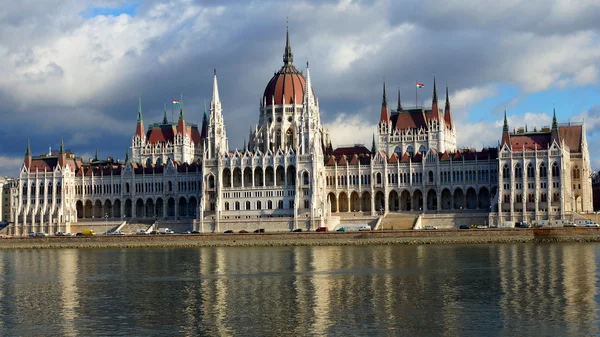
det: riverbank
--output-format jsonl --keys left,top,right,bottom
{"left": 2, "top": 227, "right": 600, "bottom": 249}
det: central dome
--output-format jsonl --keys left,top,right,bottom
{"left": 262, "top": 28, "right": 309, "bottom": 106}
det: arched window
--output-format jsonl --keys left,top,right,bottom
{"left": 394, "top": 146, "right": 401, "bottom": 155}
{"left": 419, "top": 145, "right": 426, "bottom": 153}
{"left": 125, "top": 183, "right": 130, "bottom": 193}
{"left": 406, "top": 146, "right": 414, "bottom": 157}
{"left": 267, "top": 200, "right": 273, "bottom": 209}
{"left": 224, "top": 202, "right": 229, "bottom": 211}
{"left": 552, "top": 162, "right": 560, "bottom": 177}
{"left": 376, "top": 173, "right": 382, "bottom": 184}
{"left": 514, "top": 164, "right": 522, "bottom": 178}
{"left": 502, "top": 164, "right": 510, "bottom": 179}
{"left": 572, "top": 166, "right": 580, "bottom": 180}
{"left": 527, "top": 163, "right": 534, "bottom": 178}
{"left": 245, "top": 201, "right": 251, "bottom": 210}
{"left": 303, "top": 172, "right": 309, "bottom": 185}
{"left": 235, "top": 201, "right": 240, "bottom": 210}
{"left": 208, "top": 176, "right": 215, "bottom": 189}
{"left": 539, "top": 163, "right": 547, "bottom": 178}
{"left": 256, "top": 201, "right": 262, "bottom": 210}
{"left": 428, "top": 171, "right": 434, "bottom": 183}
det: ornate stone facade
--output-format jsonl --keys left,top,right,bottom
{"left": 9, "top": 29, "right": 592, "bottom": 235}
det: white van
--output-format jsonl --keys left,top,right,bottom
{"left": 575, "top": 219, "right": 599, "bottom": 227}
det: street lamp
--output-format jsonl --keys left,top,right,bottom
{"left": 104, "top": 213, "right": 108, "bottom": 235}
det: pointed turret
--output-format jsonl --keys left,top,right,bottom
{"left": 135, "top": 97, "right": 145, "bottom": 139}
{"left": 24, "top": 139, "right": 32, "bottom": 169}
{"left": 379, "top": 80, "right": 390, "bottom": 124}
{"left": 430, "top": 78, "right": 441, "bottom": 121}
{"left": 163, "top": 103, "right": 168, "bottom": 124}
{"left": 177, "top": 95, "right": 186, "bottom": 135}
{"left": 283, "top": 24, "right": 293, "bottom": 66}
{"left": 397, "top": 87, "right": 402, "bottom": 111}
{"left": 305, "top": 61, "right": 313, "bottom": 107}
{"left": 125, "top": 149, "right": 130, "bottom": 164}
{"left": 58, "top": 138, "right": 66, "bottom": 168}
{"left": 444, "top": 85, "right": 453, "bottom": 129}
{"left": 200, "top": 100, "right": 208, "bottom": 139}
{"left": 94, "top": 148, "right": 98, "bottom": 161}
{"left": 551, "top": 108, "right": 560, "bottom": 144}
{"left": 211, "top": 69, "right": 221, "bottom": 118}
{"left": 371, "top": 134, "right": 376, "bottom": 154}
{"left": 501, "top": 110, "right": 510, "bottom": 147}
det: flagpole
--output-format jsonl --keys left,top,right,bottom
{"left": 171, "top": 97, "right": 174, "bottom": 123}
{"left": 415, "top": 81, "right": 418, "bottom": 109}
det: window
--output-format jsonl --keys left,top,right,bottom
{"left": 552, "top": 162, "right": 560, "bottom": 177}
{"left": 539, "top": 163, "right": 547, "bottom": 178}
{"left": 527, "top": 163, "right": 534, "bottom": 178}
{"left": 428, "top": 171, "right": 434, "bottom": 183}
{"left": 515, "top": 164, "right": 522, "bottom": 179}
{"left": 502, "top": 164, "right": 510, "bottom": 179}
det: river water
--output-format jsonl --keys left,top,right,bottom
{"left": 0, "top": 243, "right": 597, "bottom": 336}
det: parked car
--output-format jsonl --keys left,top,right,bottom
{"left": 239, "top": 230, "right": 249, "bottom": 233}
{"left": 180, "top": 231, "right": 192, "bottom": 234}
{"left": 423, "top": 225, "right": 437, "bottom": 230}
{"left": 253, "top": 228, "right": 265, "bottom": 233}
{"left": 55, "top": 232, "right": 65, "bottom": 236}
{"left": 336, "top": 227, "right": 346, "bottom": 232}
{"left": 586, "top": 223, "right": 600, "bottom": 228}
{"left": 36, "top": 232, "right": 49, "bottom": 237}
{"left": 136, "top": 229, "right": 147, "bottom": 234}
{"left": 75, "top": 233, "right": 84, "bottom": 236}
{"left": 191, "top": 231, "right": 200, "bottom": 234}
{"left": 315, "top": 227, "right": 328, "bottom": 232}
{"left": 64, "top": 232, "right": 74, "bottom": 237}
{"left": 476, "top": 225, "right": 488, "bottom": 229}
{"left": 224, "top": 230, "right": 234, "bottom": 233}
{"left": 292, "top": 228, "right": 303, "bottom": 232}
{"left": 359, "top": 225, "right": 372, "bottom": 231}
{"left": 109, "top": 230, "right": 125, "bottom": 235}
{"left": 459, "top": 225, "right": 470, "bottom": 229}
{"left": 28, "top": 232, "right": 36, "bottom": 237}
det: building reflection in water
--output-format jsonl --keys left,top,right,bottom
{"left": 0, "top": 243, "right": 597, "bottom": 336}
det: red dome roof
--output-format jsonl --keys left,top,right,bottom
{"left": 263, "top": 27, "right": 313, "bottom": 106}
{"left": 263, "top": 65, "right": 307, "bottom": 106}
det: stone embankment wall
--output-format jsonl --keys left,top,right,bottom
{"left": 2, "top": 227, "right": 600, "bottom": 249}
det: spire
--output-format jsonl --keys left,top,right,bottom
{"left": 163, "top": 103, "right": 168, "bottom": 124}
{"left": 305, "top": 61, "right": 312, "bottom": 107}
{"left": 94, "top": 148, "right": 98, "bottom": 161}
{"left": 501, "top": 109, "right": 511, "bottom": 147}
{"left": 551, "top": 108, "right": 560, "bottom": 144}
{"left": 137, "top": 97, "right": 142, "bottom": 122}
{"left": 59, "top": 138, "right": 64, "bottom": 154}
{"left": 179, "top": 95, "right": 184, "bottom": 121}
{"left": 211, "top": 69, "right": 220, "bottom": 110}
{"left": 177, "top": 95, "right": 186, "bottom": 135}
{"left": 379, "top": 80, "right": 390, "bottom": 124}
{"left": 431, "top": 78, "right": 441, "bottom": 121}
{"left": 125, "top": 149, "right": 130, "bottom": 163}
{"left": 283, "top": 23, "right": 293, "bottom": 66}
{"left": 201, "top": 100, "right": 208, "bottom": 139}
{"left": 382, "top": 80, "right": 387, "bottom": 107}
{"left": 371, "top": 134, "right": 376, "bottom": 154}
{"left": 397, "top": 87, "right": 402, "bottom": 111}
{"left": 444, "top": 84, "right": 453, "bottom": 129}
{"left": 24, "top": 139, "right": 32, "bottom": 169}
{"left": 135, "top": 98, "right": 145, "bottom": 139}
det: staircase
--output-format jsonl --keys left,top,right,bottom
{"left": 119, "top": 219, "right": 155, "bottom": 234}
{"left": 379, "top": 212, "right": 419, "bottom": 230}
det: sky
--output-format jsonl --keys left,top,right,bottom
{"left": 1, "top": 0, "right": 599, "bottom": 177}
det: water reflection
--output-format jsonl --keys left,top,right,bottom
{"left": 0, "top": 243, "right": 597, "bottom": 336}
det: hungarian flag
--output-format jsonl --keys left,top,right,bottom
{"left": 172, "top": 99, "right": 181, "bottom": 104}
{"left": 416, "top": 82, "right": 424, "bottom": 88}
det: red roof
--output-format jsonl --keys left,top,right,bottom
{"left": 263, "top": 65, "right": 309, "bottom": 106}
{"left": 332, "top": 145, "right": 370, "bottom": 157}
{"left": 559, "top": 125, "right": 582, "bottom": 152}
{"left": 393, "top": 110, "right": 428, "bottom": 131}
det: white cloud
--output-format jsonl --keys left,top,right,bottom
{"left": 0, "top": 156, "right": 24, "bottom": 178}
{"left": 323, "top": 113, "right": 376, "bottom": 148}
{"left": 444, "top": 85, "right": 497, "bottom": 121}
